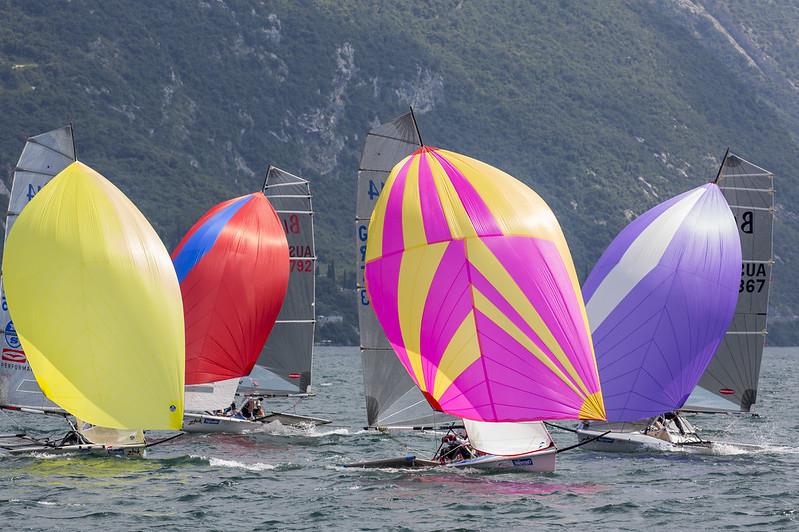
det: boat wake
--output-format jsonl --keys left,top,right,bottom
{"left": 254, "top": 421, "right": 350, "bottom": 438}
{"left": 190, "top": 455, "right": 277, "bottom": 471}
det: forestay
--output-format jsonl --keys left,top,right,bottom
{"left": 0, "top": 126, "right": 74, "bottom": 410}
{"left": 583, "top": 183, "right": 741, "bottom": 422}
{"left": 463, "top": 419, "right": 553, "bottom": 456}
{"left": 3, "top": 162, "right": 186, "bottom": 430}
{"left": 365, "top": 146, "right": 605, "bottom": 423}
{"left": 684, "top": 153, "right": 774, "bottom": 412}
{"left": 356, "top": 112, "right": 457, "bottom": 428}
{"left": 173, "top": 193, "right": 289, "bottom": 411}
{"left": 251, "top": 166, "right": 316, "bottom": 395}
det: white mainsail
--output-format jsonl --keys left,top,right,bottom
{"left": 0, "top": 126, "right": 75, "bottom": 410}
{"left": 356, "top": 111, "right": 456, "bottom": 428}
{"left": 249, "top": 166, "right": 316, "bottom": 395}
{"left": 684, "top": 152, "right": 774, "bottom": 413}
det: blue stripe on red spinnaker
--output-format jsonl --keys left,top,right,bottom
{"left": 173, "top": 195, "right": 252, "bottom": 282}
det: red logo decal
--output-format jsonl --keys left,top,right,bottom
{"left": 2, "top": 348, "right": 26, "bottom": 363}
{"left": 288, "top": 373, "right": 301, "bottom": 379}
{"left": 719, "top": 388, "right": 736, "bottom": 395}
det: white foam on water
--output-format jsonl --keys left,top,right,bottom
{"left": 255, "top": 420, "right": 350, "bottom": 438}
{"left": 9, "top": 499, "right": 57, "bottom": 506}
{"left": 30, "top": 452, "right": 73, "bottom": 460}
{"left": 192, "top": 455, "right": 277, "bottom": 471}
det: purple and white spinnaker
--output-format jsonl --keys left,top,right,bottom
{"left": 583, "top": 183, "right": 741, "bottom": 422}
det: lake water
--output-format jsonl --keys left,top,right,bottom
{"left": 1, "top": 346, "right": 797, "bottom": 530}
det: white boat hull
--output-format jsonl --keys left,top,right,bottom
{"left": 0, "top": 433, "right": 147, "bottom": 457}
{"left": 445, "top": 445, "right": 557, "bottom": 472}
{"left": 575, "top": 426, "right": 763, "bottom": 455}
{"left": 345, "top": 445, "right": 557, "bottom": 472}
{"left": 182, "top": 411, "right": 332, "bottom": 433}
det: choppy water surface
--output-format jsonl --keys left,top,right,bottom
{"left": 1, "top": 347, "right": 797, "bottom": 530}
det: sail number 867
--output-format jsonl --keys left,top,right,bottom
{"left": 740, "top": 278, "right": 765, "bottom": 293}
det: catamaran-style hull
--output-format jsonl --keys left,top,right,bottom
{"left": 575, "top": 427, "right": 762, "bottom": 455}
{"left": 182, "top": 412, "right": 331, "bottom": 433}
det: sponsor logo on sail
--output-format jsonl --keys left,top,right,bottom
{"left": 2, "top": 348, "right": 26, "bottom": 363}
{"left": 4, "top": 321, "right": 21, "bottom": 349}
{"left": 719, "top": 388, "right": 736, "bottom": 395}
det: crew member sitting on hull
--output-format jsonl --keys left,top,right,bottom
{"left": 438, "top": 431, "right": 475, "bottom": 463}
{"left": 240, "top": 398, "right": 254, "bottom": 420}
{"left": 253, "top": 398, "right": 266, "bottom": 419}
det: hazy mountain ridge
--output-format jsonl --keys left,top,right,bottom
{"left": 1, "top": 0, "right": 798, "bottom": 343}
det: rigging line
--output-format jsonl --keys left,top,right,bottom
{"left": 543, "top": 421, "right": 580, "bottom": 434}
{"left": 556, "top": 431, "right": 612, "bottom": 454}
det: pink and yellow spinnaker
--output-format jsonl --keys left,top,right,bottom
{"left": 364, "top": 147, "right": 606, "bottom": 422}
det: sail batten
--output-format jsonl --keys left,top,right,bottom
{"left": 248, "top": 166, "right": 316, "bottom": 395}
{"left": 684, "top": 153, "right": 774, "bottom": 413}
{"left": 0, "top": 126, "right": 75, "bottom": 411}
{"left": 356, "top": 113, "right": 458, "bottom": 428}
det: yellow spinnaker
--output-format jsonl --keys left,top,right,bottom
{"left": 3, "top": 161, "right": 185, "bottom": 430}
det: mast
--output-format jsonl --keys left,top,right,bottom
{"left": 713, "top": 148, "right": 730, "bottom": 184}
{"left": 409, "top": 106, "right": 424, "bottom": 147}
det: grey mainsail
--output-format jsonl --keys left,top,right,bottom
{"left": 356, "top": 112, "right": 456, "bottom": 428}
{"left": 684, "top": 152, "right": 774, "bottom": 412}
{"left": 0, "top": 126, "right": 75, "bottom": 410}
{"left": 249, "top": 166, "right": 316, "bottom": 395}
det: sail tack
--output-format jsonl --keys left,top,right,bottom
{"left": 252, "top": 167, "right": 316, "bottom": 395}
{"left": 583, "top": 183, "right": 741, "bottom": 422}
{"left": 173, "top": 192, "right": 289, "bottom": 410}
{"left": 684, "top": 154, "right": 774, "bottom": 412}
{"left": 365, "top": 147, "right": 605, "bottom": 423}
{"left": 3, "top": 161, "right": 185, "bottom": 429}
{"left": 356, "top": 113, "right": 454, "bottom": 428}
{"left": 0, "top": 126, "right": 75, "bottom": 410}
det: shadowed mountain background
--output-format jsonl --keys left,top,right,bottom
{"left": 1, "top": 0, "right": 798, "bottom": 344}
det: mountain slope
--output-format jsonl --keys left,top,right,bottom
{"left": 0, "top": 0, "right": 797, "bottom": 343}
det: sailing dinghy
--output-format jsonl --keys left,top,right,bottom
{"left": 240, "top": 166, "right": 331, "bottom": 427}
{"left": 349, "top": 112, "right": 606, "bottom": 472}
{"left": 575, "top": 157, "right": 749, "bottom": 454}
{"left": 0, "top": 130, "right": 185, "bottom": 456}
{"left": 174, "top": 189, "right": 291, "bottom": 433}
